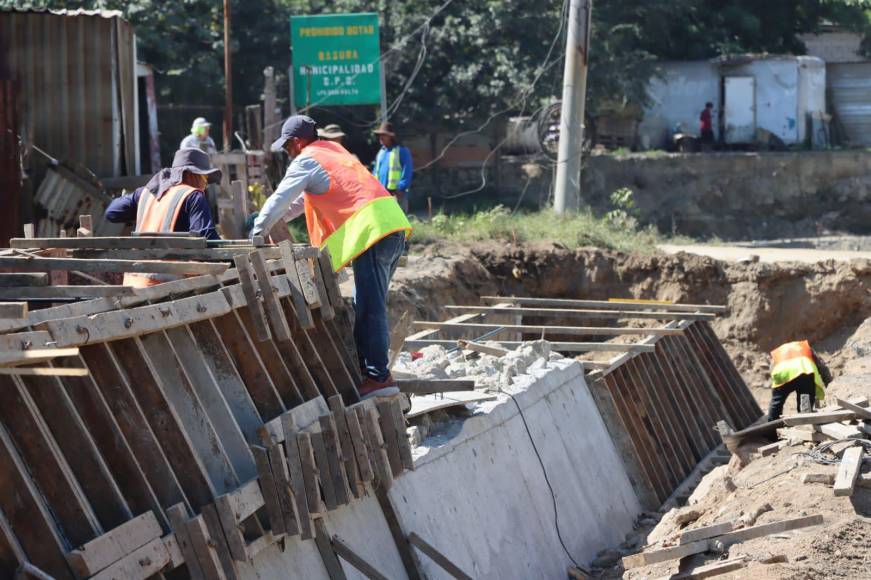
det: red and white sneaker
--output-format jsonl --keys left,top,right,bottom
{"left": 358, "top": 374, "right": 400, "bottom": 400}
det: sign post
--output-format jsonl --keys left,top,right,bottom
{"left": 290, "top": 13, "right": 384, "bottom": 117}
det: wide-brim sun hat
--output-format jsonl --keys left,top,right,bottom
{"left": 145, "top": 147, "right": 222, "bottom": 197}
{"left": 318, "top": 124, "right": 346, "bottom": 139}
{"left": 373, "top": 122, "right": 396, "bottom": 137}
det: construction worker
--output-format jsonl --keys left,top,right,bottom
{"left": 768, "top": 340, "right": 833, "bottom": 421}
{"left": 105, "top": 148, "right": 222, "bottom": 287}
{"left": 251, "top": 115, "right": 412, "bottom": 400}
{"left": 180, "top": 117, "right": 218, "bottom": 154}
{"left": 318, "top": 123, "right": 347, "bottom": 144}
{"left": 373, "top": 122, "right": 413, "bottom": 213}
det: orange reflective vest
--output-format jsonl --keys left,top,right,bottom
{"left": 301, "top": 141, "right": 411, "bottom": 271}
{"left": 122, "top": 185, "right": 197, "bottom": 288}
{"left": 770, "top": 340, "right": 825, "bottom": 400}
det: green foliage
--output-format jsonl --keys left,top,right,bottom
{"left": 605, "top": 187, "right": 638, "bottom": 230}
{"left": 410, "top": 207, "right": 692, "bottom": 253}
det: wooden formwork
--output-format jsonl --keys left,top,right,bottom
{"left": 407, "top": 296, "right": 762, "bottom": 510}
{"left": 0, "top": 239, "right": 414, "bottom": 580}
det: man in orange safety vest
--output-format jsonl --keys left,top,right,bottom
{"left": 768, "top": 340, "right": 832, "bottom": 420}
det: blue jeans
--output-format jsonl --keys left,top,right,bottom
{"left": 352, "top": 232, "right": 405, "bottom": 381}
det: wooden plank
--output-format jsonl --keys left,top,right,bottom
{"left": 329, "top": 396, "right": 363, "bottom": 498}
{"left": 0, "top": 423, "right": 74, "bottom": 580}
{"left": 166, "top": 504, "right": 206, "bottom": 580}
{"left": 622, "top": 539, "right": 709, "bottom": 569}
{"left": 757, "top": 440, "right": 787, "bottom": 457}
{"left": 311, "top": 430, "right": 339, "bottom": 510}
{"left": 456, "top": 340, "right": 510, "bottom": 357}
{"left": 0, "top": 273, "right": 48, "bottom": 287}
{"left": 72, "top": 247, "right": 283, "bottom": 261}
{"left": 320, "top": 414, "right": 351, "bottom": 506}
{"left": 0, "top": 367, "right": 88, "bottom": 376}
{"left": 88, "top": 536, "right": 171, "bottom": 580}
{"left": 0, "top": 256, "right": 226, "bottom": 275}
{"left": 374, "top": 487, "right": 421, "bottom": 580}
{"left": 41, "top": 292, "right": 232, "bottom": 348}
{"left": 260, "top": 395, "right": 329, "bottom": 444}
{"left": 215, "top": 495, "right": 251, "bottom": 563}
{"left": 66, "top": 512, "right": 163, "bottom": 578}
{"left": 317, "top": 248, "right": 343, "bottom": 308}
{"left": 331, "top": 535, "right": 390, "bottom": 580}
{"left": 388, "top": 399, "right": 414, "bottom": 472}
{"left": 375, "top": 401, "right": 403, "bottom": 478}
{"left": 663, "top": 556, "right": 747, "bottom": 579}
{"left": 0, "top": 286, "right": 132, "bottom": 300}
{"left": 802, "top": 473, "right": 836, "bottom": 485}
{"left": 0, "top": 348, "right": 78, "bottom": 366}
{"left": 782, "top": 410, "right": 857, "bottom": 426}
{"left": 407, "top": 392, "right": 498, "bottom": 419}
{"left": 249, "top": 251, "right": 293, "bottom": 342}
{"left": 251, "top": 446, "right": 285, "bottom": 537}
{"left": 715, "top": 514, "right": 823, "bottom": 545}
{"left": 443, "top": 305, "right": 715, "bottom": 321}
{"left": 481, "top": 295, "right": 726, "bottom": 313}
{"left": 396, "top": 379, "right": 476, "bottom": 395}
{"left": 268, "top": 442, "right": 301, "bottom": 537}
{"left": 0, "top": 507, "right": 25, "bottom": 577}
{"left": 405, "top": 339, "right": 657, "bottom": 353}
{"left": 108, "top": 339, "right": 215, "bottom": 510}
{"left": 679, "top": 521, "right": 734, "bottom": 545}
{"left": 183, "top": 515, "right": 228, "bottom": 580}
{"left": 359, "top": 406, "right": 393, "bottom": 490}
{"left": 0, "top": 331, "right": 52, "bottom": 352}
{"left": 835, "top": 397, "right": 871, "bottom": 421}
{"left": 297, "top": 432, "right": 325, "bottom": 516}
{"left": 117, "top": 275, "right": 221, "bottom": 308}
{"left": 0, "top": 302, "right": 27, "bottom": 319}
{"left": 278, "top": 241, "right": 315, "bottom": 329}
{"left": 294, "top": 251, "right": 321, "bottom": 308}
{"left": 816, "top": 422, "right": 863, "bottom": 440}
{"left": 281, "top": 427, "right": 314, "bottom": 541}
{"left": 416, "top": 321, "right": 685, "bottom": 336}
{"left": 233, "top": 254, "right": 271, "bottom": 342}
{"left": 345, "top": 407, "right": 374, "bottom": 484}
{"left": 10, "top": 237, "right": 208, "bottom": 249}
{"left": 310, "top": 311, "right": 357, "bottom": 401}
{"left": 313, "top": 519, "right": 347, "bottom": 580}
{"left": 200, "top": 504, "right": 239, "bottom": 580}
{"left": 309, "top": 255, "right": 335, "bottom": 320}
{"left": 408, "top": 532, "right": 473, "bottom": 580}
{"left": 834, "top": 446, "right": 864, "bottom": 497}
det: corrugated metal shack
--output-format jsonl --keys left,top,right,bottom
{"left": 0, "top": 8, "right": 140, "bottom": 240}
{"left": 0, "top": 8, "right": 139, "bottom": 177}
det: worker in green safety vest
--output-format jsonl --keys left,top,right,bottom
{"left": 373, "top": 122, "right": 413, "bottom": 213}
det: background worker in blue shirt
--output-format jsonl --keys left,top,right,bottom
{"left": 373, "top": 122, "right": 413, "bottom": 212}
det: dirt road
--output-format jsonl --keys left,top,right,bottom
{"left": 659, "top": 244, "right": 871, "bottom": 264}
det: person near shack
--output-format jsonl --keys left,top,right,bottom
{"left": 250, "top": 115, "right": 412, "bottom": 400}
{"left": 180, "top": 117, "right": 218, "bottom": 155}
{"left": 700, "top": 102, "right": 715, "bottom": 145}
{"left": 372, "top": 122, "right": 413, "bottom": 213}
{"left": 105, "top": 148, "right": 222, "bottom": 287}
{"left": 767, "top": 340, "right": 832, "bottom": 421}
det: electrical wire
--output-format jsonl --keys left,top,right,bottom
{"left": 795, "top": 438, "right": 871, "bottom": 465}
{"left": 500, "top": 387, "right": 588, "bottom": 574}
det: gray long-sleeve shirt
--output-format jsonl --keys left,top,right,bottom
{"left": 251, "top": 154, "right": 330, "bottom": 237}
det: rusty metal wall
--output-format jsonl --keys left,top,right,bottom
{"left": 0, "top": 9, "right": 137, "bottom": 177}
{"left": 0, "top": 80, "right": 22, "bottom": 243}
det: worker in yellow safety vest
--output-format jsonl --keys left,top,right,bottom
{"left": 251, "top": 115, "right": 412, "bottom": 400}
{"left": 372, "top": 122, "right": 413, "bottom": 213}
{"left": 105, "top": 148, "right": 222, "bottom": 288}
{"left": 768, "top": 340, "right": 832, "bottom": 420}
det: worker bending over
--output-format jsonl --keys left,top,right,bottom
{"left": 768, "top": 340, "right": 832, "bottom": 421}
{"left": 105, "top": 148, "right": 221, "bottom": 287}
{"left": 251, "top": 115, "right": 412, "bottom": 400}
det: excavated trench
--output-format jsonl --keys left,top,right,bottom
{"left": 390, "top": 242, "right": 871, "bottom": 401}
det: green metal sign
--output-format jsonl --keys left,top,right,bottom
{"left": 290, "top": 13, "right": 382, "bottom": 107}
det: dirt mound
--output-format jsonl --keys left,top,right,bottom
{"left": 393, "top": 243, "right": 871, "bottom": 397}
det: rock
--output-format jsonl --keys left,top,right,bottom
{"left": 674, "top": 508, "right": 703, "bottom": 526}
{"left": 639, "top": 517, "right": 659, "bottom": 527}
{"left": 739, "top": 502, "right": 773, "bottom": 527}
{"left": 591, "top": 549, "right": 621, "bottom": 569}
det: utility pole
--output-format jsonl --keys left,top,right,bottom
{"left": 553, "top": 0, "right": 592, "bottom": 213}
{"left": 223, "top": 0, "right": 233, "bottom": 152}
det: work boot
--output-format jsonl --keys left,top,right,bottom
{"left": 358, "top": 374, "right": 400, "bottom": 400}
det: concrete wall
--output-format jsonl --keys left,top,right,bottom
{"left": 581, "top": 150, "right": 871, "bottom": 239}
{"left": 242, "top": 360, "right": 642, "bottom": 579}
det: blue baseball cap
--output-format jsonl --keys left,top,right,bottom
{"left": 271, "top": 115, "right": 318, "bottom": 152}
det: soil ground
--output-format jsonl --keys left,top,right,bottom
{"left": 386, "top": 241, "right": 871, "bottom": 579}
